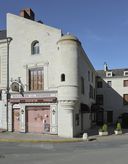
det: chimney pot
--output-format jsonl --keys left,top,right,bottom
{"left": 19, "top": 8, "right": 35, "bottom": 21}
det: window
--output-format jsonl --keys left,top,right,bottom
{"left": 124, "top": 71, "right": 128, "bottom": 76}
{"left": 61, "top": 74, "right": 65, "bottom": 82}
{"left": 97, "top": 81, "right": 102, "bottom": 88}
{"left": 106, "top": 71, "right": 112, "bottom": 77}
{"left": 96, "top": 95, "right": 103, "bottom": 105}
{"left": 29, "top": 68, "right": 44, "bottom": 91}
{"left": 124, "top": 80, "right": 128, "bottom": 87}
{"left": 75, "top": 114, "right": 79, "bottom": 126}
{"left": 88, "top": 71, "right": 90, "bottom": 81}
{"left": 81, "top": 77, "right": 84, "bottom": 94}
{"left": 91, "top": 72, "right": 93, "bottom": 83}
{"left": 123, "top": 94, "right": 128, "bottom": 105}
{"left": 107, "top": 81, "right": 112, "bottom": 87}
{"left": 93, "top": 88, "right": 96, "bottom": 100}
{"left": 31, "top": 40, "right": 40, "bottom": 54}
{"left": 89, "top": 85, "right": 93, "bottom": 99}
{"left": 0, "top": 90, "right": 2, "bottom": 100}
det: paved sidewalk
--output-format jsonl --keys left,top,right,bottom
{"left": 0, "top": 132, "right": 83, "bottom": 143}
{"left": 0, "top": 125, "right": 128, "bottom": 143}
{"left": 84, "top": 125, "right": 128, "bottom": 141}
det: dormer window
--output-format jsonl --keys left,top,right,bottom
{"left": 106, "top": 71, "right": 112, "bottom": 77}
{"left": 124, "top": 71, "right": 128, "bottom": 76}
{"left": 31, "top": 40, "right": 40, "bottom": 54}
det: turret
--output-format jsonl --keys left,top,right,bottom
{"left": 57, "top": 34, "right": 81, "bottom": 137}
{"left": 57, "top": 34, "right": 81, "bottom": 101}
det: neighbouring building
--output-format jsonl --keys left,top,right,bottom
{"left": 0, "top": 30, "right": 8, "bottom": 129}
{"left": 0, "top": 8, "right": 96, "bottom": 138}
{"left": 96, "top": 63, "right": 128, "bottom": 127}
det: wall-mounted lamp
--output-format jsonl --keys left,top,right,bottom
{"left": 52, "top": 109, "right": 56, "bottom": 115}
{"left": 21, "top": 109, "right": 24, "bottom": 114}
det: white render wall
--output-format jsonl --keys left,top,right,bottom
{"left": 0, "top": 40, "right": 7, "bottom": 89}
{"left": 0, "top": 40, "right": 8, "bottom": 129}
{"left": 7, "top": 13, "right": 62, "bottom": 90}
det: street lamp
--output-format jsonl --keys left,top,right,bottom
{"left": 6, "top": 37, "right": 13, "bottom": 131}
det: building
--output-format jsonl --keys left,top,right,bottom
{"left": 96, "top": 64, "right": 128, "bottom": 126}
{"left": 0, "top": 30, "right": 9, "bottom": 129}
{"left": 0, "top": 9, "right": 96, "bottom": 138}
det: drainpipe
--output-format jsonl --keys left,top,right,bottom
{"left": 6, "top": 37, "right": 13, "bottom": 131}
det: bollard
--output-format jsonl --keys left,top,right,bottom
{"left": 82, "top": 133, "right": 88, "bottom": 141}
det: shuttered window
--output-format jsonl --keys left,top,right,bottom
{"left": 29, "top": 68, "right": 44, "bottom": 91}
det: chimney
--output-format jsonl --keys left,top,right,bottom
{"left": 19, "top": 8, "right": 35, "bottom": 21}
{"left": 104, "top": 62, "right": 108, "bottom": 72}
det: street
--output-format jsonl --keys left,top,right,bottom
{"left": 0, "top": 137, "right": 128, "bottom": 164}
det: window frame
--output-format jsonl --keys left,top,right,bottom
{"left": 61, "top": 74, "right": 65, "bottom": 82}
{"left": 81, "top": 76, "right": 85, "bottom": 95}
{"left": 96, "top": 94, "right": 104, "bottom": 105}
{"left": 97, "top": 81, "right": 103, "bottom": 88}
{"left": 31, "top": 40, "right": 40, "bottom": 55}
{"left": 88, "top": 71, "right": 90, "bottom": 82}
{"left": 123, "top": 80, "right": 128, "bottom": 87}
{"left": 123, "top": 94, "right": 128, "bottom": 105}
{"left": 89, "top": 85, "right": 93, "bottom": 99}
{"left": 124, "top": 71, "right": 128, "bottom": 76}
{"left": 107, "top": 81, "right": 112, "bottom": 87}
{"left": 28, "top": 67, "right": 44, "bottom": 91}
{"left": 106, "top": 71, "right": 112, "bottom": 77}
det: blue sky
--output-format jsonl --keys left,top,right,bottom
{"left": 0, "top": 0, "right": 128, "bottom": 70}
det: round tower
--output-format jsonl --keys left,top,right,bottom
{"left": 57, "top": 34, "right": 81, "bottom": 137}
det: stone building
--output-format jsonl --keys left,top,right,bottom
{"left": 0, "top": 9, "right": 96, "bottom": 137}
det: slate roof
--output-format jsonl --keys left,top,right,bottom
{"left": 0, "top": 30, "right": 6, "bottom": 40}
{"left": 97, "top": 68, "right": 128, "bottom": 78}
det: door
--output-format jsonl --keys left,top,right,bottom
{"left": 26, "top": 106, "right": 50, "bottom": 133}
{"left": 13, "top": 109, "right": 20, "bottom": 132}
{"left": 107, "top": 111, "right": 113, "bottom": 123}
{"left": 96, "top": 111, "right": 104, "bottom": 126}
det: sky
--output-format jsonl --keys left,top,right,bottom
{"left": 0, "top": 0, "right": 128, "bottom": 70}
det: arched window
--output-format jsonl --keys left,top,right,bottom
{"left": 61, "top": 74, "right": 65, "bottom": 82}
{"left": 31, "top": 40, "right": 40, "bottom": 54}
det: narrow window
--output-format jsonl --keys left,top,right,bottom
{"left": 61, "top": 74, "right": 65, "bottom": 82}
{"left": 89, "top": 85, "right": 93, "bottom": 99}
{"left": 91, "top": 72, "right": 93, "bottom": 83}
{"left": 31, "top": 41, "right": 40, "bottom": 54}
{"left": 81, "top": 77, "right": 84, "bottom": 94}
{"left": 0, "top": 90, "right": 2, "bottom": 100}
{"left": 88, "top": 71, "right": 90, "bottom": 81}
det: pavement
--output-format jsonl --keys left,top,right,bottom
{"left": 0, "top": 131, "right": 83, "bottom": 143}
{"left": 0, "top": 126, "right": 128, "bottom": 143}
